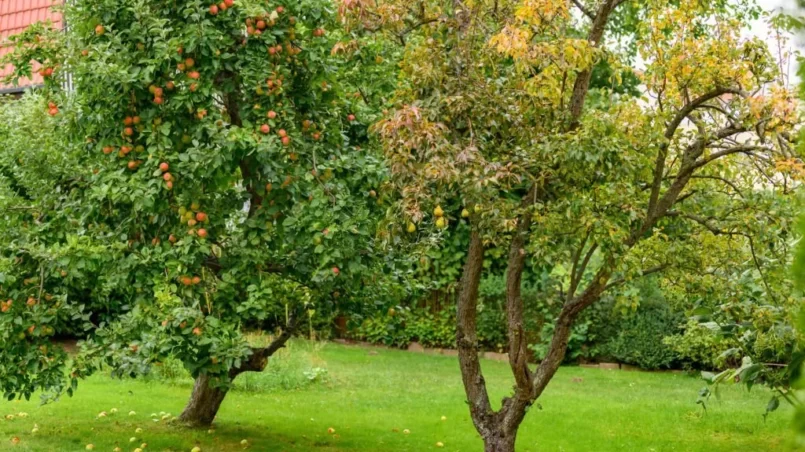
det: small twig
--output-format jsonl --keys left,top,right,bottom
{"left": 37, "top": 264, "right": 45, "bottom": 304}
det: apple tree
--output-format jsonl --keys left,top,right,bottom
{"left": 1, "top": 0, "right": 392, "bottom": 426}
{"left": 349, "top": 0, "right": 802, "bottom": 449}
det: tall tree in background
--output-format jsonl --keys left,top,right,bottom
{"left": 343, "top": 0, "right": 803, "bottom": 449}
{"left": 0, "top": 0, "right": 392, "bottom": 427}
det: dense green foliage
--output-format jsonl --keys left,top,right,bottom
{"left": 603, "top": 302, "right": 681, "bottom": 370}
{"left": 0, "top": 0, "right": 398, "bottom": 406}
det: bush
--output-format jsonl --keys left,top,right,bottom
{"left": 530, "top": 317, "right": 595, "bottom": 362}
{"left": 353, "top": 307, "right": 410, "bottom": 347}
{"left": 353, "top": 307, "right": 456, "bottom": 348}
{"left": 476, "top": 300, "right": 507, "bottom": 352}
{"left": 602, "top": 303, "right": 683, "bottom": 370}
{"left": 405, "top": 308, "right": 456, "bottom": 348}
{"left": 478, "top": 274, "right": 551, "bottom": 352}
{"left": 664, "top": 319, "right": 741, "bottom": 370}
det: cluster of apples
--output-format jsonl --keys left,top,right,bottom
{"left": 257, "top": 73, "right": 284, "bottom": 97}
{"left": 408, "top": 205, "right": 472, "bottom": 233}
{"left": 175, "top": 55, "right": 201, "bottom": 93}
{"left": 259, "top": 123, "right": 292, "bottom": 146}
{"left": 149, "top": 83, "right": 168, "bottom": 104}
{"left": 433, "top": 205, "right": 447, "bottom": 229}
{"left": 0, "top": 299, "right": 11, "bottom": 313}
{"left": 209, "top": 0, "right": 235, "bottom": 15}
{"left": 38, "top": 66, "right": 55, "bottom": 78}
{"left": 245, "top": 7, "right": 285, "bottom": 35}
{"left": 301, "top": 119, "right": 322, "bottom": 141}
{"left": 179, "top": 203, "right": 209, "bottom": 238}
{"left": 46, "top": 101, "right": 58, "bottom": 116}
{"left": 158, "top": 161, "right": 173, "bottom": 190}
{"left": 180, "top": 275, "right": 202, "bottom": 287}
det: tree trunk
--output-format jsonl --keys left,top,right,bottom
{"left": 456, "top": 231, "right": 496, "bottom": 433}
{"left": 482, "top": 432, "right": 517, "bottom": 452}
{"left": 178, "top": 317, "right": 300, "bottom": 427}
{"left": 178, "top": 374, "right": 229, "bottom": 427}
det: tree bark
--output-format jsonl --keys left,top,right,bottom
{"left": 506, "top": 211, "right": 534, "bottom": 398}
{"left": 179, "top": 317, "right": 299, "bottom": 427}
{"left": 481, "top": 431, "right": 517, "bottom": 452}
{"left": 456, "top": 231, "right": 496, "bottom": 434}
{"left": 178, "top": 374, "right": 229, "bottom": 427}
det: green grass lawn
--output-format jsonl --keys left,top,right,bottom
{"left": 0, "top": 340, "right": 797, "bottom": 451}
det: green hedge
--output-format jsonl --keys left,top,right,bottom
{"left": 350, "top": 276, "right": 695, "bottom": 370}
{"left": 601, "top": 303, "right": 683, "bottom": 370}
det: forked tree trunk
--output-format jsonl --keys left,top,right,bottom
{"left": 179, "top": 374, "right": 229, "bottom": 427}
{"left": 179, "top": 320, "right": 299, "bottom": 427}
{"left": 452, "top": 0, "right": 622, "bottom": 448}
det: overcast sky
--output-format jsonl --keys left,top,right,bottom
{"left": 750, "top": 0, "right": 803, "bottom": 84}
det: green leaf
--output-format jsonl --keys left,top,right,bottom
{"left": 763, "top": 396, "right": 780, "bottom": 421}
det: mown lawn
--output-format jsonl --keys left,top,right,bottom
{"left": 0, "top": 340, "right": 797, "bottom": 451}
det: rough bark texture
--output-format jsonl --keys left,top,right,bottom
{"left": 482, "top": 432, "right": 517, "bottom": 452}
{"left": 568, "top": 0, "right": 620, "bottom": 128}
{"left": 506, "top": 208, "right": 534, "bottom": 398}
{"left": 456, "top": 231, "right": 495, "bottom": 434}
{"left": 178, "top": 374, "right": 229, "bottom": 427}
{"left": 179, "top": 317, "right": 298, "bottom": 427}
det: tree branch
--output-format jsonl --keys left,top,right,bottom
{"left": 568, "top": 241, "right": 597, "bottom": 302}
{"left": 568, "top": 231, "right": 590, "bottom": 297}
{"left": 505, "top": 214, "right": 534, "bottom": 398}
{"left": 664, "top": 88, "right": 746, "bottom": 141}
{"left": 690, "top": 145, "right": 772, "bottom": 171}
{"left": 567, "top": 0, "right": 621, "bottom": 128}
{"left": 667, "top": 210, "right": 779, "bottom": 304}
{"left": 571, "top": 0, "right": 595, "bottom": 20}
{"left": 603, "top": 264, "right": 670, "bottom": 291}
{"left": 689, "top": 175, "right": 746, "bottom": 199}
{"left": 229, "top": 308, "right": 302, "bottom": 377}
{"left": 646, "top": 87, "right": 746, "bottom": 218}
{"left": 456, "top": 231, "right": 495, "bottom": 432}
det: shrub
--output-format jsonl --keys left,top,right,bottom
{"left": 602, "top": 303, "right": 682, "bottom": 370}
{"left": 353, "top": 307, "right": 410, "bottom": 347}
{"left": 664, "top": 320, "right": 738, "bottom": 370}
{"left": 405, "top": 308, "right": 455, "bottom": 348}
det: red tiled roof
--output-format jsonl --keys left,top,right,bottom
{"left": 0, "top": 0, "right": 62, "bottom": 91}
